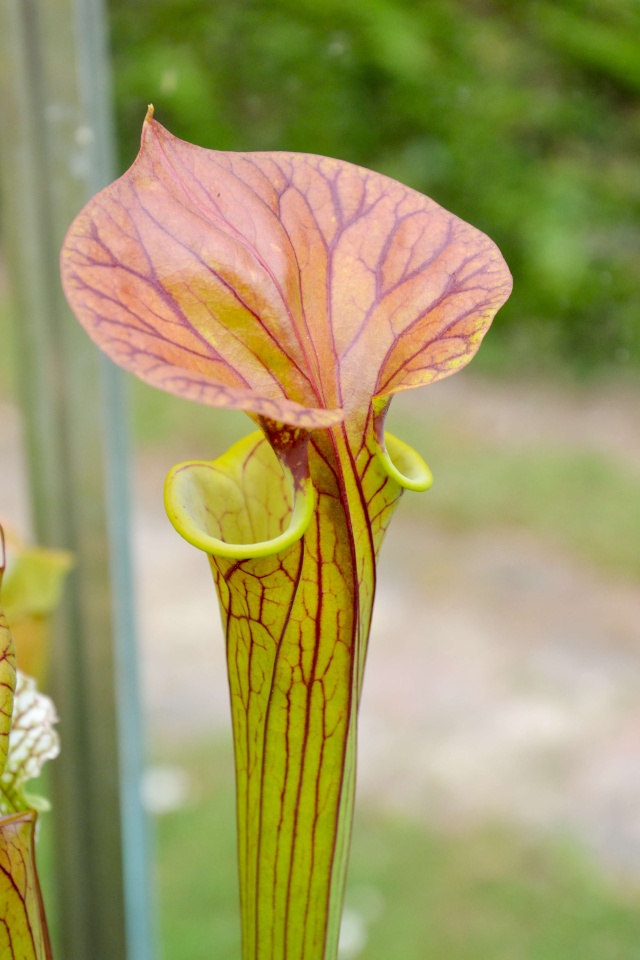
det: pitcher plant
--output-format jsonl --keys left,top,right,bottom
{"left": 0, "top": 526, "right": 61, "bottom": 959}
{"left": 61, "top": 108, "right": 512, "bottom": 960}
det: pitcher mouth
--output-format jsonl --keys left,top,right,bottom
{"left": 164, "top": 432, "right": 315, "bottom": 560}
{"left": 376, "top": 432, "right": 433, "bottom": 492}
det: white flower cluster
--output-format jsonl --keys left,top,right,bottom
{"left": 0, "top": 670, "right": 60, "bottom": 815}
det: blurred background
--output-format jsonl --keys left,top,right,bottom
{"left": 2, "top": 0, "right": 640, "bottom": 957}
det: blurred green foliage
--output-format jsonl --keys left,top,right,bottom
{"left": 109, "top": 0, "right": 640, "bottom": 376}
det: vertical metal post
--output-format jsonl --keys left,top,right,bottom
{"left": 0, "top": 2, "right": 155, "bottom": 959}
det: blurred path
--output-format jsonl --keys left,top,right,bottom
{"left": 398, "top": 373, "right": 640, "bottom": 473}
{"left": 2, "top": 374, "right": 640, "bottom": 876}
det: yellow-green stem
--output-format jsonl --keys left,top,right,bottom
{"left": 166, "top": 416, "right": 432, "bottom": 960}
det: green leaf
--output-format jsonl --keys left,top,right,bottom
{"left": 3, "top": 545, "right": 73, "bottom": 684}
{"left": 0, "top": 809, "right": 53, "bottom": 959}
{"left": 2, "top": 548, "right": 74, "bottom": 624}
